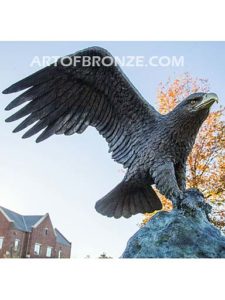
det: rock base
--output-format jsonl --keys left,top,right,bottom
{"left": 122, "top": 189, "right": 225, "bottom": 258}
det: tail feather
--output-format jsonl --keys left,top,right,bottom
{"left": 122, "top": 196, "right": 131, "bottom": 218}
{"left": 95, "top": 180, "right": 162, "bottom": 219}
{"left": 104, "top": 201, "right": 117, "bottom": 218}
{"left": 141, "top": 193, "right": 151, "bottom": 212}
{"left": 129, "top": 196, "right": 137, "bottom": 215}
{"left": 114, "top": 195, "right": 125, "bottom": 219}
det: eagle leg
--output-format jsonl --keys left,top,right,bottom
{"left": 175, "top": 162, "right": 186, "bottom": 192}
{"left": 151, "top": 160, "right": 184, "bottom": 208}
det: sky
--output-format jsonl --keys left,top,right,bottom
{"left": 0, "top": 42, "right": 225, "bottom": 258}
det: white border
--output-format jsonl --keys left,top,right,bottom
{"left": 0, "top": 1, "right": 225, "bottom": 299}
{"left": 0, "top": 259, "right": 225, "bottom": 299}
{"left": 0, "top": 0, "right": 224, "bottom": 40}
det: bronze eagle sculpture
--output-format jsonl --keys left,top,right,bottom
{"left": 2, "top": 47, "right": 218, "bottom": 219}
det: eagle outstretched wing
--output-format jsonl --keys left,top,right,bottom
{"left": 3, "top": 47, "right": 160, "bottom": 169}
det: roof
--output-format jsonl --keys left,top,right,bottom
{"left": 0, "top": 206, "right": 71, "bottom": 245}
{"left": 55, "top": 228, "right": 71, "bottom": 246}
{"left": 0, "top": 206, "right": 44, "bottom": 232}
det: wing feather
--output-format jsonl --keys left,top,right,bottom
{"left": 3, "top": 46, "right": 161, "bottom": 168}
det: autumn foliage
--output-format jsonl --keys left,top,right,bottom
{"left": 142, "top": 73, "right": 225, "bottom": 228}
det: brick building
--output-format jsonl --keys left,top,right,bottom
{"left": 0, "top": 206, "right": 71, "bottom": 258}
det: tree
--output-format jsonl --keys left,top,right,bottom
{"left": 98, "top": 252, "right": 112, "bottom": 259}
{"left": 142, "top": 73, "right": 225, "bottom": 228}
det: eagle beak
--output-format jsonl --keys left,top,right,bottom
{"left": 195, "top": 93, "right": 219, "bottom": 110}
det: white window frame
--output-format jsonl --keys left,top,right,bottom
{"left": 34, "top": 243, "right": 41, "bottom": 256}
{"left": 14, "top": 239, "right": 20, "bottom": 251}
{"left": 0, "top": 237, "right": 4, "bottom": 249}
{"left": 46, "top": 246, "right": 52, "bottom": 257}
{"left": 58, "top": 250, "right": 62, "bottom": 258}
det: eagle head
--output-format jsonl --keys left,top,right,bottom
{"left": 171, "top": 92, "right": 219, "bottom": 124}
{"left": 167, "top": 92, "right": 219, "bottom": 142}
{"left": 184, "top": 92, "right": 219, "bottom": 113}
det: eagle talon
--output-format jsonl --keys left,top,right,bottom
{"left": 171, "top": 192, "right": 183, "bottom": 209}
{"left": 179, "top": 188, "right": 212, "bottom": 217}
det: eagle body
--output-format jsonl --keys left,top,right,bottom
{"left": 2, "top": 47, "right": 218, "bottom": 219}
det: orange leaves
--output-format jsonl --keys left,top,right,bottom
{"left": 186, "top": 107, "right": 225, "bottom": 202}
{"left": 142, "top": 73, "right": 225, "bottom": 227}
{"left": 157, "top": 73, "right": 210, "bottom": 115}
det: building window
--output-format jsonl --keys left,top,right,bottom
{"left": 46, "top": 246, "right": 52, "bottom": 257}
{"left": 34, "top": 243, "right": 41, "bottom": 255}
{"left": 0, "top": 237, "right": 4, "bottom": 249}
{"left": 14, "top": 239, "right": 20, "bottom": 251}
{"left": 58, "top": 250, "right": 62, "bottom": 258}
{"left": 45, "top": 228, "right": 48, "bottom": 235}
